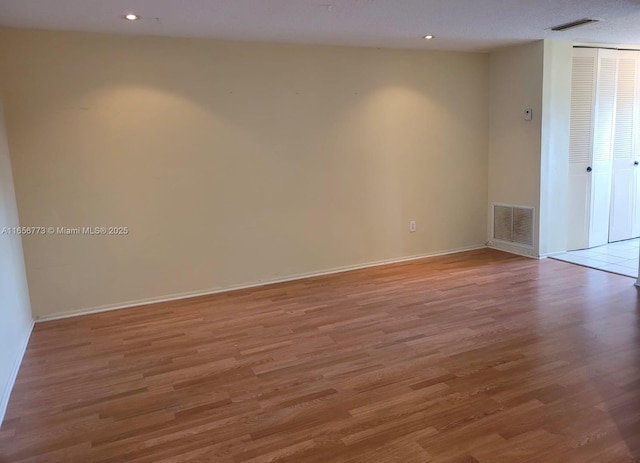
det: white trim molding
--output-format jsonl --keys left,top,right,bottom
{"left": 36, "top": 245, "right": 486, "bottom": 322}
{"left": 487, "top": 240, "right": 538, "bottom": 258}
{"left": 0, "top": 320, "right": 34, "bottom": 425}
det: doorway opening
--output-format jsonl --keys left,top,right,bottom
{"left": 553, "top": 238, "right": 638, "bottom": 278}
{"left": 559, "top": 46, "right": 640, "bottom": 278}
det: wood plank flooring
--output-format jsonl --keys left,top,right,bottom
{"left": 1, "top": 249, "right": 640, "bottom": 462}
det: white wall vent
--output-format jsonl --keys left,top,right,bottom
{"left": 492, "top": 204, "right": 534, "bottom": 247}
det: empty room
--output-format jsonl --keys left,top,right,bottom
{"left": 1, "top": 1, "right": 640, "bottom": 462}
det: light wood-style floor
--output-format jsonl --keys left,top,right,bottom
{"left": 1, "top": 249, "right": 640, "bottom": 463}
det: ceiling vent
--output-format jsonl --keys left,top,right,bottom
{"left": 550, "top": 18, "right": 600, "bottom": 32}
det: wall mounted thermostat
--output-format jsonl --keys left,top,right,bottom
{"left": 524, "top": 108, "right": 533, "bottom": 121}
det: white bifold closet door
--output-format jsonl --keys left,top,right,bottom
{"left": 568, "top": 48, "right": 618, "bottom": 250}
{"left": 609, "top": 51, "right": 639, "bottom": 242}
{"left": 634, "top": 52, "right": 640, "bottom": 238}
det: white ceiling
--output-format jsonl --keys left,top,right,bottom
{"left": 1, "top": 0, "right": 640, "bottom": 51}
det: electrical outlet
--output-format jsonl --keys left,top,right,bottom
{"left": 409, "top": 221, "right": 417, "bottom": 233}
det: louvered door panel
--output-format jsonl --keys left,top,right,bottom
{"left": 634, "top": 53, "right": 640, "bottom": 237}
{"left": 592, "top": 56, "right": 617, "bottom": 163}
{"left": 569, "top": 55, "right": 596, "bottom": 165}
{"left": 568, "top": 48, "right": 597, "bottom": 250}
{"left": 589, "top": 49, "right": 617, "bottom": 248}
{"left": 610, "top": 51, "right": 638, "bottom": 242}
{"left": 612, "top": 56, "right": 636, "bottom": 160}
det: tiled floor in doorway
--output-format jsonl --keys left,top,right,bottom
{"left": 551, "top": 238, "right": 639, "bottom": 278}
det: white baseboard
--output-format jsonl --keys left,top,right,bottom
{"left": 36, "top": 244, "right": 487, "bottom": 322}
{"left": 0, "top": 320, "right": 34, "bottom": 426}
{"left": 538, "top": 251, "right": 567, "bottom": 259}
{"left": 487, "top": 241, "right": 539, "bottom": 259}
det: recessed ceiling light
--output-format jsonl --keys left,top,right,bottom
{"left": 424, "top": 35, "right": 434, "bottom": 40}
{"left": 125, "top": 13, "right": 140, "bottom": 21}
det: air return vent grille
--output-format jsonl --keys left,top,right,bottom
{"left": 551, "top": 18, "right": 600, "bottom": 32}
{"left": 492, "top": 204, "right": 534, "bottom": 247}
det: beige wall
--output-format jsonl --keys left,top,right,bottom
{"left": 0, "top": 99, "right": 33, "bottom": 422}
{"left": 488, "top": 41, "right": 544, "bottom": 256}
{"left": 0, "top": 28, "right": 489, "bottom": 318}
{"left": 488, "top": 40, "right": 573, "bottom": 257}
